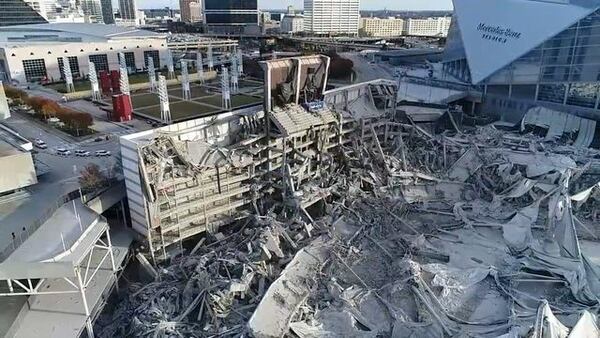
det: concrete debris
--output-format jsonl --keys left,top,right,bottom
{"left": 250, "top": 120, "right": 600, "bottom": 337}
{"left": 96, "top": 216, "right": 315, "bottom": 338}
{"left": 102, "top": 106, "right": 600, "bottom": 337}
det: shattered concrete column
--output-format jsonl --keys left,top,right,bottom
{"left": 62, "top": 56, "right": 75, "bottom": 93}
{"left": 147, "top": 57, "right": 157, "bottom": 92}
{"left": 208, "top": 44, "right": 214, "bottom": 71}
{"left": 88, "top": 61, "right": 101, "bottom": 102}
{"left": 221, "top": 67, "right": 231, "bottom": 110}
{"left": 0, "top": 81, "right": 9, "bottom": 120}
{"left": 181, "top": 60, "right": 191, "bottom": 101}
{"left": 196, "top": 50, "right": 205, "bottom": 84}
{"left": 158, "top": 74, "right": 171, "bottom": 124}
{"left": 166, "top": 49, "right": 175, "bottom": 80}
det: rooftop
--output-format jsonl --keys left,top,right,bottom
{"left": 0, "top": 23, "right": 165, "bottom": 46}
{"left": 0, "top": 124, "right": 30, "bottom": 157}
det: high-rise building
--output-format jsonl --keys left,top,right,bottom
{"left": 119, "top": 0, "right": 137, "bottom": 21}
{"left": 203, "top": 0, "right": 259, "bottom": 34}
{"left": 304, "top": 0, "right": 360, "bottom": 36}
{"left": 359, "top": 17, "right": 404, "bottom": 37}
{"left": 180, "top": 0, "right": 201, "bottom": 23}
{"left": 189, "top": 2, "right": 201, "bottom": 22}
{"left": 100, "top": 0, "right": 114, "bottom": 24}
{"left": 0, "top": 0, "right": 48, "bottom": 26}
{"left": 404, "top": 17, "right": 451, "bottom": 37}
{"left": 281, "top": 14, "right": 303, "bottom": 34}
{"left": 443, "top": 0, "right": 600, "bottom": 121}
{"left": 22, "top": 0, "right": 86, "bottom": 23}
{"left": 180, "top": 0, "right": 192, "bottom": 22}
{"left": 80, "top": 0, "right": 103, "bottom": 23}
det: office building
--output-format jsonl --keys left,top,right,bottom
{"left": 360, "top": 17, "right": 404, "bottom": 37}
{"left": 189, "top": 2, "right": 201, "bottom": 22}
{"left": 119, "top": 0, "right": 137, "bottom": 21}
{"left": 304, "top": 0, "right": 360, "bottom": 36}
{"left": 80, "top": 0, "right": 103, "bottom": 23}
{"left": 443, "top": 0, "right": 600, "bottom": 121}
{"left": 404, "top": 17, "right": 451, "bottom": 37}
{"left": 180, "top": 0, "right": 190, "bottom": 22}
{"left": 100, "top": 0, "right": 115, "bottom": 24}
{"left": 270, "top": 12, "right": 285, "bottom": 22}
{"left": 0, "top": 0, "right": 48, "bottom": 26}
{"left": 0, "top": 23, "right": 168, "bottom": 83}
{"left": 203, "top": 0, "right": 260, "bottom": 34}
{"left": 29, "top": 0, "right": 87, "bottom": 23}
{"left": 281, "top": 14, "right": 303, "bottom": 34}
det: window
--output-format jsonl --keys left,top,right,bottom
{"left": 204, "top": 0, "right": 257, "bottom": 10}
{"left": 538, "top": 84, "right": 567, "bottom": 104}
{"left": 205, "top": 13, "right": 258, "bottom": 24}
{"left": 511, "top": 85, "right": 537, "bottom": 100}
{"left": 118, "top": 52, "right": 136, "bottom": 72}
{"left": 144, "top": 50, "right": 160, "bottom": 69}
{"left": 566, "top": 83, "right": 598, "bottom": 108}
{"left": 88, "top": 54, "right": 109, "bottom": 72}
{"left": 57, "top": 56, "right": 81, "bottom": 79}
{"left": 22, "top": 59, "right": 47, "bottom": 82}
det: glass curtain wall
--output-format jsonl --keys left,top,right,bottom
{"left": 447, "top": 9, "right": 600, "bottom": 109}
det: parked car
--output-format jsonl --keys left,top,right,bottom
{"left": 95, "top": 150, "right": 111, "bottom": 157}
{"left": 74, "top": 150, "right": 91, "bottom": 157}
{"left": 94, "top": 137, "right": 103, "bottom": 142}
{"left": 56, "top": 148, "right": 71, "bottom": 156}
{"left": 34, "top": 139, "right": 47, "bottom": 149}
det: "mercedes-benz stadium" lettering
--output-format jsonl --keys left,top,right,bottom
{"left": 477, "top": 23, "right": 522, "bottom": 43}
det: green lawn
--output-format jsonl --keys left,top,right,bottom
{"left": 46, "top": 81, "right": 91, "bottom": 93}
{"left": 168, "top": 86, "right": 212, "bottom": 99}
{"left": 136, "top": 100, "right": 221, "bottom": 121}
{"left": 130, "top": 93, "right": 160, "bottom": 108}
{"left": 239, "top": 80, "right": 263, "bottom": 88}
{"left": 195, "top": 94, "right": 262, "bottom": 108}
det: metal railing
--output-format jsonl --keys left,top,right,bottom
{"left": 0, "top": 190, "right": 80, "bottom": 262}
{"left": 401, "top": 75, "right": 479, "bottom": 92}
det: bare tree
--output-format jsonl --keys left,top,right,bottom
{"left": 79, "top": 163, "right": 108, "bottom": 194}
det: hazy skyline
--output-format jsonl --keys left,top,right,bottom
{"left": 135, "top": 0, "right": 454, "bottom": 11}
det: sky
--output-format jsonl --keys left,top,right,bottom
{"left": 136, "top": 0, "right": 454, "bottom": 11}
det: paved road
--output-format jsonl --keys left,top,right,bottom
{"left": 0, "top": 89, "right": 135, "bottom": 254}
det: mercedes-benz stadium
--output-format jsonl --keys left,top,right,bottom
{"left": 444, "top": 0, "right": 600, "bottom": 120}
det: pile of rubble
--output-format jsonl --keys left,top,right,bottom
{"left": 98, "top": 116, "right": 600, "bottom": 337}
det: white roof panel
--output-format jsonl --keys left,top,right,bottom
{"left": 454, "top": 0, "right": 597, "bottom": 83}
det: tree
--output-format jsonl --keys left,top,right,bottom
{"left": 54, "top": 108, "right": 93, "bottom": 136}
{"left": 4, "top": 86, "right": 28, "bottom": 100}
{"left": 79, "top": 163, "right": 108, "bottom": 194}
{"left": 25, "top": 96, "right": 48, "bottom": 114}
{"left": 69, "top": 111, "right": 93, "bottom": 136}
{"left": 42, "top": 104, "right": 56, "bottom": 120}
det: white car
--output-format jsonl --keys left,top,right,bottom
{"left": 34, "top": 139, "right": 47, "bottom": 149}
{"left": 95, "top": 150, "right": 111, "bottom": 157}
{"left": 75, "top": 150, "right": 91, "bottom": 157}
{"left": 56, "top": 148, "right": 71, "bottom": 156}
